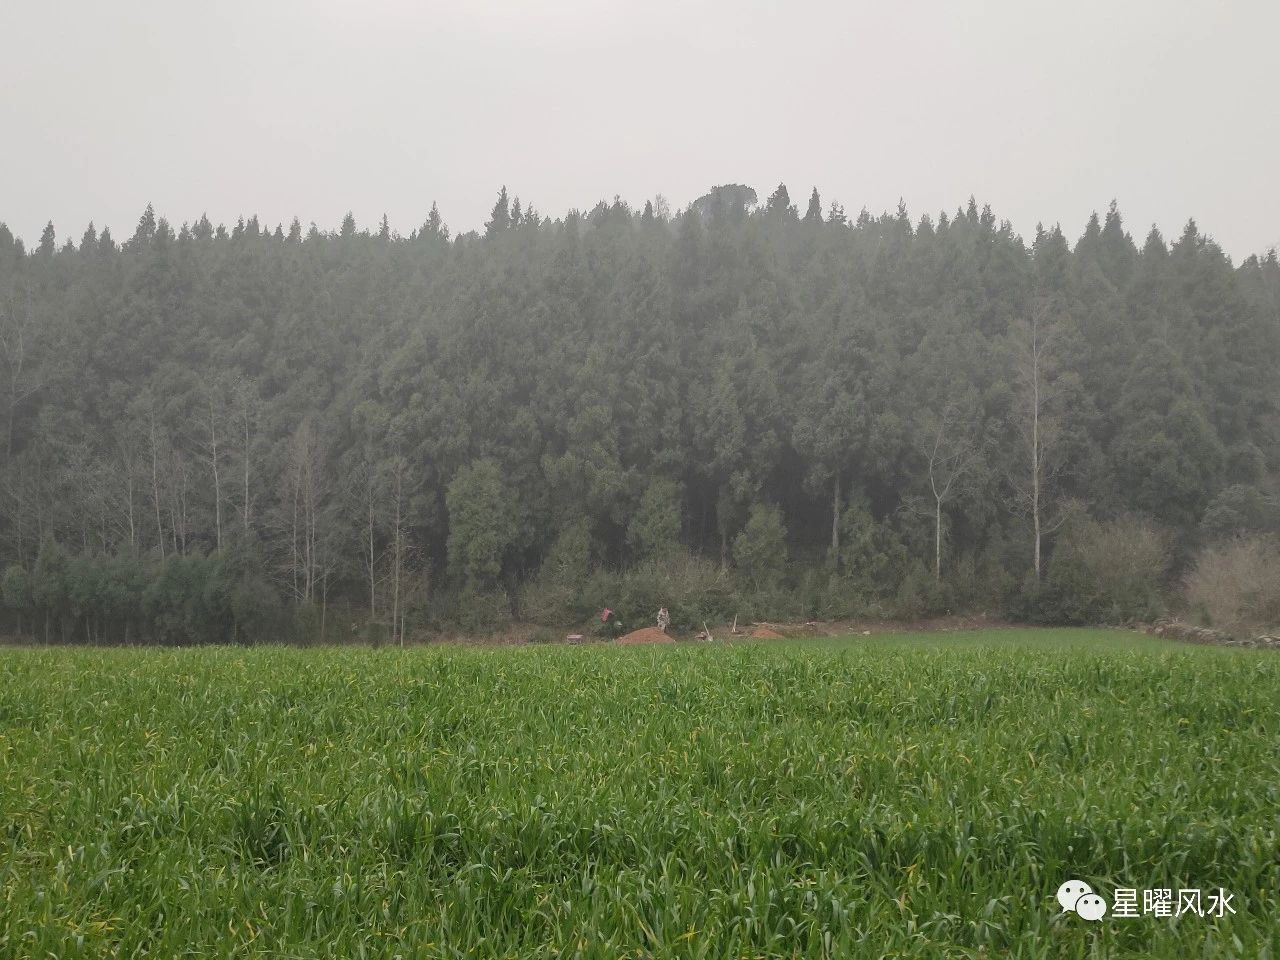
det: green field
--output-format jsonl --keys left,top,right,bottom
{"left": 1, "top": 630, "right": 1277, "bottom": 958}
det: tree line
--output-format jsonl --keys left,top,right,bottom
{"left": 2, "top": 183, "right": 1278, "bottom": 643}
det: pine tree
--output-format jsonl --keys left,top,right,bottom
{"left": 485, "top": 186, "right": 511, "bottom": 237}
{"left": 420, "top": 202, "right": 446, "bottom": 239}
{"left": 131, "top": 204, "right": 157, "bottom": 247}
{"left": 803, "top": 188, "right": 822, "bottom": 223}
{"left": 765, "top": 183, "right": 795, "bottom": 219}
{"left": 38, "top": 222, "right": 56, "bottom": 256}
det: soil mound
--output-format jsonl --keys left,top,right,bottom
{"left": 751, "top": 627, "right": 784, "bottom": 639}
{"left": 617, "top": 627, "right": 675, "bottom": 645}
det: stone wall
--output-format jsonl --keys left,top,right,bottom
{"left": 1145, "top": 619, "right": 1280, "bottom": 649}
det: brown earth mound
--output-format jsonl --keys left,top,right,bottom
{"left": 751, "top": 627, "right": 784, "bottom": 639}
{"left": 617, "top": 627, "right": 675, "bottom": 645}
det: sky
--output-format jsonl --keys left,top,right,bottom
{"left": 2, "top": 0, "right": 1278, "bottom": 259}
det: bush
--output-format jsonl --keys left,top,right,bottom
{"left": 732, "top": 503, "right": 787, "bottom": 590}
{"left": 1184, "top": 536, "right": 1280, "bottom": 635}
{"left": 894, "top": 561, "right": 951, "bottom": 619}
{"left": 579, "top": 553, "right": 737, "bottom": 634}
{"left": 835, "top": 498, "right": 907, "bottom": 597}
{"left": 1022, "top": 515, "right": 1168, "bottom": 625}
{"left": 519, "top": 520, "right": 592, "bottom": 626}
{"left": 435, "top": 587, "right": 512, "bottom": 634}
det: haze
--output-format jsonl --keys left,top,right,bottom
{"left": 2, "top": 0, "right": 1277, "bottom": 258}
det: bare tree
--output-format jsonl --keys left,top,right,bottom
{"left": 285, "top": 418, "right": 324, "bottom": 602}
{"left": 388, "top": 454, "right": 409, "bottom": 646}
{"left": 205, "top": 392, "right": 224, "bottom": 552}
{"left": 148, "top": 407, "right": 166, "bottom": 558}
{"left": 114, "top": 428, "right": 143, "bottom": 555}
{"left": 359, "top": 458, "right": 384, "bottom": 620}
{"left": 1009, "top": 304, "right": 1066, "bottom": 580}
{"left": 170, "top": 447, "right": 191, "bottom": 556}
{"left": 919, "top": 404, "right": 978, "bottom": 581}
{"left": 232, "top": 378, "right": 258, "bottom": 536}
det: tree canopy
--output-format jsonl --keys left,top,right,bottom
{"left": 1, "top": 187, "right": 1278, "bottom": 641}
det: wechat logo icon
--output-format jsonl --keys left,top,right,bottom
{"left": 1057, "top": 880, "right": 1107, "bottom": 921}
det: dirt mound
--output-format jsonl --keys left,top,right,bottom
{"left": 751, "top": 627, "right": 784, "bottom": 639}
{"left": 617, "top": 627, "right": 675, "bottom": 645}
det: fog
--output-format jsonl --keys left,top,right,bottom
{"left": 2, "top": 0, "right": 1277, "bottom": 257}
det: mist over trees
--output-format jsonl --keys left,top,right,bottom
{"left": 2, "top": 186, "right": 1279, "bottom": 642}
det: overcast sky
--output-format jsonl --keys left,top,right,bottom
{"left": 2, "top": 0, "right": 1277, "bottom": 259}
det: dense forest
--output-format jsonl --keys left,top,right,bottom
{"left": 2, "top": 184, "right": 1279, "bottom": 644}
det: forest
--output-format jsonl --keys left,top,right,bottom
{"left": 2, "top": 184, "right": 1279, "bottom": 644}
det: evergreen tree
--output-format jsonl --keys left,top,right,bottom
{"left": 765, "top": 183, "right": 795, "bottom": 219}
{"left": 803, "top": 188, "right": 822, "bottom": 223}
{"left": 37, "top": 221, "right": 55, "bottom": 256}
{"left": 485, "top": 186, "right": 511, "bottom": 237}
{"left": 131, "top": 203, "right": 157, "bottom": 246}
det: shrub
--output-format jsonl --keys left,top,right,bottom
{"left": 732, "top": 503, "right": 787, "bottom": 590}
{"left": 519, "top": 520, "right": 592, "bottom": 626}
{"left": 894, "top": 561, "right": 951, "bottom": 619}
{"left": 579, "top": 553, "right": 737, "bottom": 633}
{"left": 1026, "top": 515, "right": 1169, "bottom": 624}
{"left": 835, "top": 498, "right": 907, "bottom": 597}
{"left": 1184, "top": 536, "right": 1280, "bottom": 635}
{"left": 436, "top": 587, "right": 512, "bottom": 634}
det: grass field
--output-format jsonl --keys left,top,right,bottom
{"left": 1, "top": 630, "right": 1278, "bottom": 958}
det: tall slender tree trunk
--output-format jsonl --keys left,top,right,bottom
{"left": 831, "top": 469, "right": 841, "bottom": 558}
{"left": 241, "top": 395, "right": 251, "bottom": 535}
{"left": 209, "top": 402, "right": 222, "bottom": 552}
{"left": 125, "top": 469, "right": 136, "bottom": 555}
{"left": 291, "top": 482, "right": 299, "bottom": 602}
{"left": 307, "top": 488, "right": 317, "bottom": 601}
{"left": 179, "top": 456, "right": 189, "bottom": 555}
{"left": 150, "top": 414, "right": 165, "bottom": 558}
{"left": 367, "top": 477, "right": 377, "bottom": 619}
{"left": 935, "top": 498, "right": 942, "bottom": 582}
{"left": 1031, "top": 329, "right": 1042, "bottom": 581}
{"left": 392, "top": 466, "right": 403, "bottom": 647}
